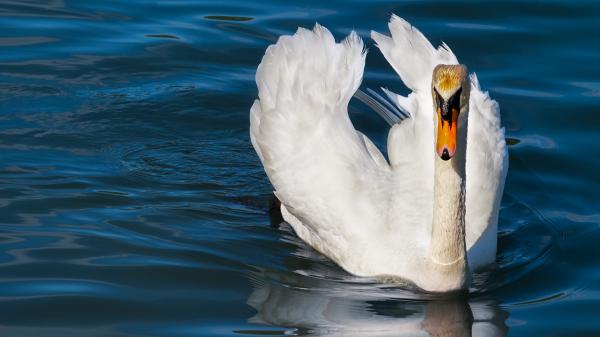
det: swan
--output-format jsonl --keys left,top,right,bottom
{"left": 249, "top": 15, "right": 508, "bottom": 292}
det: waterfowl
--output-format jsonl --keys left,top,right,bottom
{"left": 249, "top": 15, "right": 508, "bottom": 292}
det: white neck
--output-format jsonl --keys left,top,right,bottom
{"left": 426, "top": 151, "right": 469, "bottom": 291}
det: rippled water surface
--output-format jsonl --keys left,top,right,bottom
{"left": 1, "top": 1, "right": 599, "bottom": 336}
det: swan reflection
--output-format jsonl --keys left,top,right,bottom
{"left": 247, "top": 269, "right": 507, "bottom": 337}
{"left": 246, "top": 222, "right": 507, "bottom": 337}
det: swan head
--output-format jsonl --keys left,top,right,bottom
{"left": 432, "top": 64, "right": 469, "bottom": 161}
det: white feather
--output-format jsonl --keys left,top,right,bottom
{"left": 464, "top": 74, "right": 509, "bottom": 268}
{"left": 371, "top": 15, "right": 458, "bottom": 92}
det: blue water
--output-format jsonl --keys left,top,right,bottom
{"left": 0, "top": 1, "right": 599, "bottom": 336}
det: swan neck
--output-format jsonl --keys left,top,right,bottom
{"left": 429, "top": 154, "right": 468, "bottom": 288}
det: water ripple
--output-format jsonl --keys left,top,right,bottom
{"left": 0, "top": 0, "right": 598, "bottom": 336}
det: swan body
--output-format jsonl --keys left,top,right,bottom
{"left": 250, "top": 16, "right": 508, "bottom": 292}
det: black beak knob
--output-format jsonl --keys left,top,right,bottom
{"left": 441, "top": 149, "right": 451, "bottom": 161}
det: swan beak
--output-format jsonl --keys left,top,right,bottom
{"left": 436, "top": 104, "right": 458, "bottom": 161}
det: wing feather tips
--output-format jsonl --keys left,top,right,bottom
{"left": 371, "top": 15, "right": 459, "bottom": 92}
{"left": 370, "top": 15, "right": 435, "bottom": 91}
{"left": 343, "top": 31, "right": 368, "bottom": 104}
{"left": 255, "top": 24, "right": 366, "bottom": 115}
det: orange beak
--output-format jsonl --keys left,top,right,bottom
{"left": 436, "top": 105, "right": 458, "bottom": 160}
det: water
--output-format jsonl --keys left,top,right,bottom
{"left": 0, "top": 0, "right": 598, "bottom": 336}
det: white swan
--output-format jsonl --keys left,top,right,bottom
{"left": 250, "top": 15, "right": 508, "bottom": 292}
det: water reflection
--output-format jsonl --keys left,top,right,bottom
{"left": 247, "top": 267, "right": 507, "bottom": 337}
{"left": 247, "top": 213, "right": 507, "bottom": 337}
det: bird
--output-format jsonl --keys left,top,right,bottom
{"left": 249, "top": 15, "right": 508, "bottom": 292}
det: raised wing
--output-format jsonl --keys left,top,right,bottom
{"left": 250, "top": 25, "right": 390, "bottom": 265}
{"left": 371, "top": 15, "right": 458, "bottom": 93}
{"left": 464, "top": 75, "right": 509, "bottom": 269}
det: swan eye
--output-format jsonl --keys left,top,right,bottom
{"left": 434, "top": 88, "right": 449, "bottom": 117}
{"left": 435, "top": 87, "right": 462, "bottom": 119}
{"left": 434, "top": 88, "right": 443, "bottom": 109}
{"left": 449, "top": 87, "right": 462, "bottom": 112}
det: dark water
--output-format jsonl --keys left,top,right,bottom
{"left": 1, "top": 1, "right": 599, "bottom": 336}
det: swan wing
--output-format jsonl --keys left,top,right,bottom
{"left": 465, "top": 75, "right": 509, "bottom": 269}
{"left": 250, "top": 25, "right": 390, "bottom": 271}
{"left": 371, "top": 15, "right": 458, "bottom": 93}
